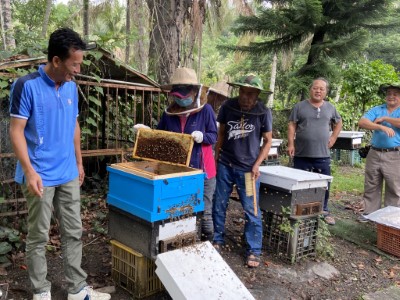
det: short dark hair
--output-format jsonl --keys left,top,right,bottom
{"left": 48, "top": 28, "right": 86, "bottom": 62}
{"left": 312, "top": 77, "right": 330, "bottom": 92}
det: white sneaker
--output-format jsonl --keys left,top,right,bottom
{"left": 68, "top": 286, "right": 111, "bottom": 300}
{"left": 33, "top": 291, "right": 51, "bottom": 300}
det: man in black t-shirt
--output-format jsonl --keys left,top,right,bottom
{"left": 213, "top": 74, "right": 272, "bottom": 268}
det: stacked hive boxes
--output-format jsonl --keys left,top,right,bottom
{"left": 259, "top": 166, "right": 332, "bottom": 263}
{"left": 107, "top": 129, "right": 205, "bottom": 297}
{"left": 263, "top": 139, "right": 283, "bottom": 166}
{"left": 331, "top": 131, "right": 365, "bottom": 166}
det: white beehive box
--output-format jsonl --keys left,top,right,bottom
{"left": 260, "top": 138, "right": 283, "bottom": 155}
{"left": 332, "top": 131, "right": 366, "bottom": 149}
{"left": 259, "top": 166, "right": 333, "bottom": 216}
{"left": 259, "top": 165, "right": 332, "bottom": 191}
{"left": 155, "top": 241, "right": 255, "bottom": 300}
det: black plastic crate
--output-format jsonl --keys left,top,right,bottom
{"left": 330, "top": 149, "right": 362, "bottom": 166}
{"left": 263, "top": 212, "right": 318, "bottom": 263}
{"left": 108, "top": 205, "right": 201, "bottom": 259}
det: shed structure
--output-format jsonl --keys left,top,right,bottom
{"left": 0, "top": 48, "right": 164, "bottom": 217}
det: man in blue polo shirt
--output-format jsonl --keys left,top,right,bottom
{"left": 358, "top": 83, "right": 400, "bottom": 222}
{"left": 9, "top": 28, "right": 110, "bottom": 300}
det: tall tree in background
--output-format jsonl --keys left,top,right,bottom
{"left": 147, "top": 0, "right": 191, "bottom": 84}
{"left": 232, "top": 0, "right": 400, "bottom": 95}
{"left": 83, "top": 0, "right": 89, "bottom": 39}
{"left": 132, "top": 0, "right": 148, "bottom": 73}
{"left": 125, "top": 0, "right": 131, "bottom": 64}
{"left": 0, "top": 0, "right": 15, "bottom": 50}
{"left": 41, "top": 0, "right": 53, "bottom": 38}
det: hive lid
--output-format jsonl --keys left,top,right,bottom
{"left": 133, "top": 128, "right": 194, "bottom": 167}
{"left": 337, "top": 131, "right": 365, "bottom": 138}
{"left": 259, "top": 165, "right": 333, "bottom": 190}
{"left": 364, "top": 206, "right": 400, "bottom": 228}
{"left": 155, "top": 241, "right": 255, "bottom": 300}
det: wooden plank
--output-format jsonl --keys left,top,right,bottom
{"left": 0, "top": 210, "right": 28, "bottom": 217}
{"left": 2, "top": 198, "right": 26, "bottom": 204}
{"left": 75, "top": 80, "right": 161, "bottom": 92}
{"left": 1, "top": 149, "right": 133, "bottom": 159}
{"left": 110, "top": 161, "right": 202, "bottom": 180}
{"left": 0, "top": 153, "right": 16, "bottom": 158}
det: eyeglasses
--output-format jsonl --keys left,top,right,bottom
{"left": 317, "top": 107, "right": 321, "bottom": 119}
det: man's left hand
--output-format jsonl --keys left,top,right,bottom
{"left": 328, "top": 136, "right": 337, "bottom": 148}
{"left": 251, "top": 164, "right": 260, "bottom": 180}
{"left": 77, "top": 163, "right": 85, "bottom": 186}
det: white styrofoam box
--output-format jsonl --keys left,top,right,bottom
{"left": 272, "top": 138, "right": 283, "bottom": 146}
{"left": 158, "top": 216, "right": 197, "bottom": 240}
{"left": 268, "top": 147, "right": 278, "bottom": 155}
{"left": 259, "top": 166, "right": 333, "bottom": 191}
{"left": 337, "top": 131, "right": 365, "bottom": 138}
{"left": 352, "top": 138, "right": 362, "bottom": 145}
{"left": 260, "top": 138, "right": 283, "bottom": 147}
{"left": 155, "top": 241, "right": 255, "bottom": 300}
{"left": 365, "top": 206, "right": 400, "bottom": 229}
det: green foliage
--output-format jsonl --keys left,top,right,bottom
{"left": 0, "top": 226, "right": 22, "bottom": 263}
{"left": 316, "top": 218, "right": 335, "bottom": 258}
{"left": 278, "top": 206, "right": 296, "bottom": 236}
{"left": 228, "top": 0, "right": 400, "bottom": 99}
{"left": 366, "top": 33, "right": 400, "bottom": 71}
{"left": 340, "top": 60, "right": 398, "bottom": 130}
{"left": 330, "top": 163, "right": 365, "bottom": 195}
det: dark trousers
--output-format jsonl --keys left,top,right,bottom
{"left": 293, "top": 156, "right": 331, "bottom": 212}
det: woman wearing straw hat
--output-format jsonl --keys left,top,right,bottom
{"left": 212, "top": 74, "right": 272, "bottom": 268}
{"left": 134, "top": 67, "right": 218, "bottom": 241}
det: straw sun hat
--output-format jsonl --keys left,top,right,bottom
{"left": 162, "top": 67, "right": 201, "bottom": 90}
{"left": 162, "top": 67, "right": 208, "bottom": 116}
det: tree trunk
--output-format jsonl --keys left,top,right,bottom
{"left": 1, "top": 0, "right": 15, "bottom": 50}
{"left": 83, "top": 0, "right": 89, "bottom": 39}
{"left": 0, "top": 1, "right": 5, "bottom": 50}
{"left": 133, "top": 0, "right": 149, "bottom": 73}
{"left": 41, "top": 0, "right": 53, "bottom": 38}
{"left": 267, "top": 53, "right": 277, "bottom": 108}
{"left": 125, "top": 0, "right": 131, "bottom": 64}
{"left": 147, "top": 0, "right": 190, "bottom": 84}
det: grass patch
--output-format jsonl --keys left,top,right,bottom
{"left": 331, "top": 164, "right": 365, "bottom": 195}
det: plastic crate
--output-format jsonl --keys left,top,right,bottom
{"left": 110, "top": 240, "right": 163, "bottom": 299}
{"left": 262, "top": 158, "right": 281, "bottom": 166}
{"left": 377, "top": 224, "right": 400, "bottom": 257}
{"left": 330, "top": 149, "right": 362, "bottom": 166}
{"left": 263, "top": 212, "right": 318, "bottom": 263}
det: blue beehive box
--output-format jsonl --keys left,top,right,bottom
{"left": 107, "top": 129, "right": 205, "bottom": 222}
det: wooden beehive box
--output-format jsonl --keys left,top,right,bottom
{"left": 259, "top": 166, "right": 332, "bottom": 217}
{"left": 133, "top": 128, "right": 194, "bottom": 167}
{"left": 107, "top": 129, "right": 205, "bottom": 222}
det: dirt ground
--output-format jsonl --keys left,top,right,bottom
{"left": 1, "top": 167, "right": 400, "bottom": 300}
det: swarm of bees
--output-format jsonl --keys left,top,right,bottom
{"left": 136, "top": 137, "right": 187, "bottom": 164}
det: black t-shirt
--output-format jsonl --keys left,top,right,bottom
{"left": 217, "top": 97, "right": 272, "bottom": 171}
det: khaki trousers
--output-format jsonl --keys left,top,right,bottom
{"left": 22, "top": 177, "right": 87, "bottom": 294}
{"left": 363, "top": 149, "right": 400, "bottom": 214}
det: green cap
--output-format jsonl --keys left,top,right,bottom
{"left": 379, "top": 82, "right": 400, "bottom": 95}
{"left": 228, "top": 74, "right": 272, "bottom": 94}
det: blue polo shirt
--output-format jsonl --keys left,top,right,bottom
{"left": 9, "top": 65, "right": 79, "bottom": 186}
{"left": 362, "top": 104, "right": 400, "bottom": 148}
